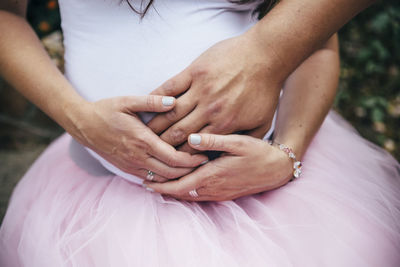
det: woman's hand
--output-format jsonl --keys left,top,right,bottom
{"left": 143, "top": 133, "right": 293, "bottom": 201}
{"left": 146, "top": 34, "right": 284, "bottom": 152}
{"left": 70, "top": 95, "right": 208, "bottom": 182}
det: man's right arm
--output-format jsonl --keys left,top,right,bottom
{"left": 246, "top": 0, "right": 375, "bottom": 86}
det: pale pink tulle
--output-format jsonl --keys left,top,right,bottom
{"left": 1, "top": 111, "right": 400, "bottom": 267}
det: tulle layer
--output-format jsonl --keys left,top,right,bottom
{"left": 1, "top": 111, "right": 400, "bottom": 267}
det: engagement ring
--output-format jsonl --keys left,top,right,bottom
{"left": 146, "top": 170, "right": 155, "bottom": 181}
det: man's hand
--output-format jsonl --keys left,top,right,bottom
{"left": 147, "top": 35, "right": 283, "bottom": 152}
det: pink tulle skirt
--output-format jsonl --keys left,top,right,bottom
{"left": 1, "top": 111, "right": 400, "bottom": 267}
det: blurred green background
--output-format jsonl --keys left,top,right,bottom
{"left": 0, "top": 0, "right": 399, "bottom": 222}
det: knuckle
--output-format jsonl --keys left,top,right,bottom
{"left": 207, "top": 135, "right": 217, "bottom": 149}
{"left": 135, "top": 136, "right": 151, "bottom": 151}
{"left": 201, "top": 84, "right": 213, "bottom": 96}
{"left": 165, "top": 109, "right": 177, "bottom": 121}
{"left": 168, "top": 128, "right": 187, "bottom": 144}
{"left": 117, "top": 97, "right": 131, "bottom": 112}
{"left": 213, "top": 114, "right": 235, "bottom": 132}
{"left": 146, "top": 95, "right": 156, "bottom": 110}
{"left": 117, "top": 96, "right": 127, "bottom": 107}
{"left": 190, "top": 65, "right": 209, "bottom": 79}
{"left": 225, "top": 115, "right": 236, "bottom": 128}
{"left": 129, "top": 152, "right": 145, "bottom": 166}
{"left": 162, "top": 79, "right": 176, "bottom": 95}
{"left": 205, "top": 99, "right": 223, "bottom": 117}
{"left": 207, "top": 135, "right": 222, "bottom": 150}
{"left": 129, "top": 152, "right": 149, "bottom": 167}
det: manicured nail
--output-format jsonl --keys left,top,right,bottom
{"left": 162, "top": 96, "right": 175, "bottom": 106}
{"left": 189, "top": 134, "right": 202, "bottom": 145}
{"left": 201, "top": 160, "right": 209, "bottom": 165}
{"left": 142, "top": 183, "right": 154, "bottom": 192}
{"left": 145, "top": 186, "right": 154, "bottom": 192}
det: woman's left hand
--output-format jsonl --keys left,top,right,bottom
{"left": 143, "top": 133, "right": 294, "bottom": 201}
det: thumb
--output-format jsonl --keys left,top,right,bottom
{"left": 150, "top": 69, "right": 192, "bottom": 96}
{"left": 188, "top": 133, "right": 246, "bottom": 154}
{"left": 120, "top": 95, "right": 176, "bottom": 113}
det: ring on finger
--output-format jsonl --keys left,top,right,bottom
{"left": 146, "top": 170, "right": 155, "bottom": 181}
{"left": 189, "top": 189, "right": 199, "bottom": 198}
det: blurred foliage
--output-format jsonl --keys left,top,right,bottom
{"left": 25, "top": 0, "right": 400, "bottom": 160}
{"left": 27, "top": 0, "right": 60, "bottom": 38}
{"left": 336, "top": 0, "right": 400, "bottom": 159}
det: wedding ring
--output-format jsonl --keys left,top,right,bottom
{"left": 146, "top": 170, "right": 155, "bottom": 181}
{"left": 189, "top": 189, "right": 199, "bottom": 198}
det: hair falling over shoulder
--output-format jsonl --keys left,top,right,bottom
{"left": 123, "top": 0, "right": 278, "bottom": 19}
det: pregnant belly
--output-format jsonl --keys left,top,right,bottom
{"left": 62, "top": 10, "right": 272, "bottom": 183}
{"left": 63, "top": 8, "right": 258, "bottom": 102}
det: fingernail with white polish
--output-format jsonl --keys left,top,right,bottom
{"left": 162, "top": 96, "right": 175, "bottom": 106}
{"left": 190, "top": 134, "right": 202, "bottom": 145}
{"left": 146, "top": 187, "right": 154, "bottom": 193}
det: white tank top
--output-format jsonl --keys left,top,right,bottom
{"left": 59, "top": 0, "right": 276, "bottom": 184}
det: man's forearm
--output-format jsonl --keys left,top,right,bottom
{"left": 245, "top": 0, "right": 374, "bottom": 84}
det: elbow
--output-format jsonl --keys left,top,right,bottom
{"left": 0, "top": 1, "right": 27, "bottom": 18}
{"left": 0, "top": 10, "right": 27, "bottom": 27}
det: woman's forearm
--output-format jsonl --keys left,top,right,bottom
{"left": 245, "top": 0, "right": 372, "bottom": 85}
{"left": 273, "top": 34, "right": 340, "bottom": 159}
{"left": 0, "top": 10, "right": 88, "bottom": 138}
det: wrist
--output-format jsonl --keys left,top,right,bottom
{"left": 272, "top": 132, "right": 308, "bottom": 161}
{"left": 239, "top": 30, "right": 287, "bottom": 87}
{"left": 268, "top": 139, "right": 303, "bottom": 180}
{"left": 57, "top": 93, "right": 93, "bottom": 145}
{"left": 243, "top": 23, "right": 292, "bottom": 85}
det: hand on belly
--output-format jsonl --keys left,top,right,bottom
{"left": 147, "top": 35, "right": 282, "bottom": 153}
{"left": 73, "top": 95, "right": 207, "bottom": 182}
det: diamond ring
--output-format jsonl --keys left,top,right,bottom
{"left": 146, "top": 170, "right": 155, "bottom": 181}
{"left": 189, "top": 189, "right": 199, "bottom": 198}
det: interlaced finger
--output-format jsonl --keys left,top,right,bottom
{"left": 159, "top": 108, "right": 208, "bottom": 147}
{"left": 146, "top": 131, "right": 208, "bottom": 168}
{"left": 147, "top": 91, "right": 197, "bottom": 135}
{"left": 150, "top": 69, "right": 192, "bottom": 96}
{"left": 144, "top": 156, "right": 195, "bottom": 179}
{"left": 137, "top": 168, "right": 169, "bottom": 183}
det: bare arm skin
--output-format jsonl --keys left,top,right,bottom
{"left": 246, "top": 0, "right": 367, "bottom": 84}
{"left": 145, "top": 35, "right": 340, "bottom": 201}
{"left": 0, "top": 4, "right": 86, "bottom": 134}
{"left": 0, "top": 1, "right": 27, "bottom": 16}
{"left": 273, "top": 34, "right": 340, "bottom": 159}
{"left": 148, "top": 0, "right": 373, "bottom": 153}
{"left": 0, "top": 3, "right": 207, "bottom": 180}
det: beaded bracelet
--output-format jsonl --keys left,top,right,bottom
{"left": 268, "top": 140, "right": 302, "bottom": 181}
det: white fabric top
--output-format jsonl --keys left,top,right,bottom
{"left": 59, "top": 0, "right": 275, "bottom": 184}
